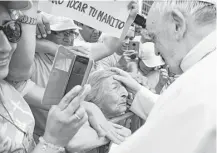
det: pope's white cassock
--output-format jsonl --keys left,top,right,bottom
{"left": 109, "top": 31, "right": 216, "bottom": 153}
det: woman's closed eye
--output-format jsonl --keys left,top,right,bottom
{"left": 112, "top": 84, "right": 118, "bottom": 89}
{"left": 112, "top": 82, "right": 122, "bottom": 90}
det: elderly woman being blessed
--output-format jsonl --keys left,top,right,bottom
{"left": 85, "top": 69, "right": 129, "bottom": 119}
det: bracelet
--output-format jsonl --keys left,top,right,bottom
{"left": 18, "top": 14, "right": 37, "bottom": 25}
{"left": 39, "top": 137, "right": 65, "bottom": 153}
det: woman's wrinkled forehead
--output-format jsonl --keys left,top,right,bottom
{"left": 102, "top": 76, "right": 122, "bottom": 88}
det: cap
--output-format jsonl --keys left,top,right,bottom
{"left": 49, "top": 16, "right": 82, "bottom": 32}
{"left": 0, "top": 1, "right": 33, "bottom": 10}
{"left": 139, "top": 42, "right": 165, "bottom": 68}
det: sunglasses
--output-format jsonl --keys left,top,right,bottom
{"left": 52, "top": 30, "right": 79, "bottom": 39}
{"left": 0, "top": 21, "right": 22, "bottom": 43}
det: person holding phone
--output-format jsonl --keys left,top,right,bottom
{"left": 0, "top": 2, "right": 90, "bottom": 153}
{"left": 1, "top": 2, "right": 139, "bottom": 153}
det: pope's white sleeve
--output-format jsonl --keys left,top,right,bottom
{"left": 130, "top": 86, "right": 159, "bottom": 120}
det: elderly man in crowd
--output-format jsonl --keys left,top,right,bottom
{"left": 32, "top": 15, "right": 80, "bottom": 87}
{"left": 74, "top": 21, "right": 102, "bottom": 43}
{"left": 95, "top": 24, "right": 136, "bottom": 71}
{"left": 109, "top": 0, "right": 216, "bottom": 153}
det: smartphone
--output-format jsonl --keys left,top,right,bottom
{"left": 64, "top": 55, "right": 92, "bottom": 95}
{"left": 134, "top": 14, "right": 146, "bottom": 29}
{"left": 42, "top": 46, "right": 93, "bottom": 105}
{"left": 128, "top": 41, "right": 140, "bottom": 59}
{"left": 129, "top": 41, "right": 140, "bottom": 52}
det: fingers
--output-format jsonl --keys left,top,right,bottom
{"left": 58, "top": 85, "right": 82, "bottom": 110}
{"left": 64, "top": 84, "right": 91, "bottom": 115}
{"left": 36, "top": 26, "right": 42, "bottom": 39}
{"left": 113, "top": 75, "right": 128, "bottom": 84}
{"left": 106, "top": 130, "right": 122, "bottom": 145}
{"left": 165, "top": 65, "right": 170, "bottom": 72}
{"left": 109, "top": 67, "right": 130, "bottom": 77}
{"left": 116, "top": 127, "right": 132, "bottom": 138}
{"left": 73, "top": 106, "right": 86, "bottom": 120}
{"left": 160, "top": 69, "right": 169, "bottom": 78}
{"left": 77, "top": 112, "right": 88, "bottom": 127}
{"left": 112, "top": 123, "right": 124, "bottom": 129}
{"left": 112, "top": 123, "right": 131, "bottom": 137}
{"left": 96, "top": 125, "right": 106, "bottom": 137}
{"left": 69, "top": 110, "right": 88, "bottom": 128}
{"left": 37, "top": 23, "right": 47, "bottom": 38}
{"left": 123, "top": 50, "right": 137, "bottom": 56}
{"left": 128, "top": 1, "right": 139, "bottom": 18}
{"left": 36, "top": 13, "right": 51, "bottom": 38}
{"left": 42, "top": 15, "right": 51, "bottom": 35}
{"left": 69, "top": 106, "right": 86, "bottom": 122}
{"left": 111, "top": 130, "right": 125, "bottom": 142}
{"left": 128, "top": 1, "right": 138, "bottom": 11}
{"left": 77, "top": 84, "right": 91, "bottom": 100}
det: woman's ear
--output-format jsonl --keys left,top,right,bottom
{"left": 169, "top": 9, "right": 187, "bottom": 40}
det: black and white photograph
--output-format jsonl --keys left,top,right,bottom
{"left": 0, "top": 0, "right": 216, "bottom": 153}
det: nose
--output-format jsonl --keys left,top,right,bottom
{"left": 120, "top": 86, "right": 128, "bottom": 98}
{"left": 92, "top": 30, "right": 100, "bottom": 35}
{"left": 69, "top": 37, "right": 74, "bottom": 45}
{"left": 0, "top": 31, "right": 12, "bottom": 53}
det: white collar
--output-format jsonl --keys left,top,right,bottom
{"left": 180, "top": 30, "right": 216, "bottom": 72}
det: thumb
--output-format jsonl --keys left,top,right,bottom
{"left": 97, "top": 125, "right": 106, "bottom": 137}
{"left": 89, "top": 116, "right": 106, "bottom": 137}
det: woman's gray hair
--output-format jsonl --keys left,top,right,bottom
{"left": 85, "top": 69, "right": 117, "bottom": 107}
{"left": 152, "top": 0, "right": 216, "bottom": 26}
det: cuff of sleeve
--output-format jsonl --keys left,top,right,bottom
{"left": 130, "top": 87, "right": 159, "bottom": 120}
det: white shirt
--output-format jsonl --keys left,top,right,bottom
{"left": 109, "top": 31, "right": 216, "bottom": 153}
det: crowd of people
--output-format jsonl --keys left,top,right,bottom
{"left": 0, "top": 0, "right": 216, "bottom": 153}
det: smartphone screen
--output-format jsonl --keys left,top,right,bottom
{"left": 64, "top": 55, "right": 89, "bottom": 95}
{"left": 129, "top": 41, "right": 140, "bottom": 52}
{"left": 134, "top": 14, "right": 146, "bottom": 28}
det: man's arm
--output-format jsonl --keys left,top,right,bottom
{"left": 36, "top": 39, "right": 59, "bottom": 55}
{"left": 36, "top": 36, "right": 120, "bottom": 62}
{"left": 7, "top": 1, "right": 38, "bottom": 82}
{"left": 90, "top": 36, "right": 120, "bottom": 61}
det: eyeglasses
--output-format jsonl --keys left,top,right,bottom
{"left": 0, "top": 21, "right": 22, "bottom": 43}
{"left": 52, "top": 30, "right": 79, "bottom": 39}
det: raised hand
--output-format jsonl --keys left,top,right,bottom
{"left": 43, "top": 85, "right": 91, "bottom": 147}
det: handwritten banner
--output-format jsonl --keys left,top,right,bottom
{"left": 39, "top": 0, "right": 135, "bottom": 39}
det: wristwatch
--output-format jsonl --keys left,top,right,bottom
{"left": 18, "top": 14, "right": 37, "bottom": 25}
{"left": 9, "top": 9, "right": 37, "bottom": 25}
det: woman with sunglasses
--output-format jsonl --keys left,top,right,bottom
{"left": 0, "top": 1, "right": 91, "bottom": 153}
{"left": 0, "top": 1, "right": 140, "bottom": 153}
